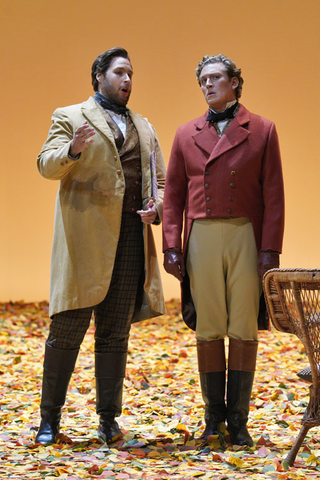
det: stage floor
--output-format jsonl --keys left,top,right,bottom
{"left": 0, "top": 300, "right": 319, "bottom": 479}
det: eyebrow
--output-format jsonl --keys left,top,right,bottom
{"left": 199, "top": 72, "right": 222, "bottom": 81}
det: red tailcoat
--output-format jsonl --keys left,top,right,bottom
{"left": 162, "top": 104, "right": 285, "bottom": 330}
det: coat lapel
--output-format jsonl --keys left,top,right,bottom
{"left": 192, "top": 113, "right": 219, "bottom": 156}
{"left": 192, "top": 105, "right": 251, "bottom": 163}
{"left": 81, "top": 97, "right": 116, "bottom": 148}
{"left": 129, "top": 111, "right": 152, "bottom": 200}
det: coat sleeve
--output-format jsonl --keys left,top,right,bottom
{"left": 37, "top": 108, "right": 79, "bottom": 180}
{"left": 162, "top": 127, "right": 188, "bottom": 251}
{"left": 260, "top": 122, "right": 285, "bottom": 253}
{"left": 149, "top": 124, "right": 166, "bottom": 224}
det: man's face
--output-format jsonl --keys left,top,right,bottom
{"left": 97, "top": 56, "right": 133, "bottom": 106}
{"left": 199, "top": 62, "right": 238, "bottom": 111}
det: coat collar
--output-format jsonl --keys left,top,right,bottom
{"left": 81, "top": 97, "right": 116, "bottom": 146}
{"left": 81, "top": 97, "right": 151, "bottom": 154}
{"left": 192, "top": 104, "right": 251, "bottom": 162}
{"left": 80, "top": 97, "right": 152, "bottom": 199}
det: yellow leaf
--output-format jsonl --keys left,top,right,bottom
{"left": 306, "top": 453, "right": 320, "bottom": 465}
{"left": 228, "top": 456, "right": 245, "bottom": 468}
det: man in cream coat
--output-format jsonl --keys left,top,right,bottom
{"left": 163, "top": 54, "right": 284, "bottom": 447}
{"left": 36, "top": 47, "right": 166, "bottom": 445}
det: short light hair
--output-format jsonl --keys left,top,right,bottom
{"left": 195, "top": 54, "right": 244, "bottom": 99}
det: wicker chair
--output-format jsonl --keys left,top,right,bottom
{"left": 263, "top": 268, "right": 320, "bottom": 466}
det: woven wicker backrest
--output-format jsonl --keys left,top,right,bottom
{"left": 263, "top": 269, "right": 320, "bottom": 387}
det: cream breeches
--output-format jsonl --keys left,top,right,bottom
{"left": 186, "top": 217, "right": 261, "bottom": 341}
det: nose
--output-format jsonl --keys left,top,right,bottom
{"left": 205, "top": 78, "right": 213, "bottom": 88}
{"left": 124, "top": 74, "right": 131, "bottom": 83}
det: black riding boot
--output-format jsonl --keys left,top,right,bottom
{"left": 227, "top": 338, "right": 258, "bottom": 447}
{"left": 197, "top": 339, "right": 227, "bottom": 437}
{"left": 35, "top": 343, "right": 79, "bottom": 445}
{"left": 95, "top": 352, "right": 127, "bottom": 443}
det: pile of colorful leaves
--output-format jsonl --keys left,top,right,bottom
{"left": 1, "top": 299, "right": 320, "bottom": 479}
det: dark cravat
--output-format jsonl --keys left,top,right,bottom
{"left": 206, "top": 102, "right": 238, "bottom": 123}
{"left": 94, "top": 92, "right": 128, "bottom": 115}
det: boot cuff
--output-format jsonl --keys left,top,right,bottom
{"left": 228, "top": 338, "right": 258, "bottom": 372}
{"left": 197, "top": 340, "right": 226, "bottom": 373}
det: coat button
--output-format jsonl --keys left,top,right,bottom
{"left": 229, "top": 196, "right": 233, "bottom": 200}
{"left": 136, "top": 165, "right": 141, "bottom": 170}
{"left": 206, "top": 196, "right": 211, "bottom": 201}
{"left": 231, "top": 171, "right": 235, "bottom": 176}
{"left": 114, "top": 156, "right": 117, "bottom": 161}
{"left": 230, "top": 183, "right": 235, "bottom": 188}
{"left": 206, "top": 209, "right": 211, "bottom": 214}
{"left": 205, "top": 183, "right": 210, "bottom": 189}
{"left": 205, "top": 171, "right": 209, "bottom": 176}
{"left": 117, "top": 170, "right": 121, "bottom": 175}
{"left": 227, "top": 209, "right": 232, "bottom": 214}
{"left": 135, "top": 181, "right": 139, "bottom": 185}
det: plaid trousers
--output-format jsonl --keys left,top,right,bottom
{"left": 47, "top": 213, "right": 144, "bottom": 353}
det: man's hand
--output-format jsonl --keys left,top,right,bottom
{"left": 258, "top": 250, "right": 279, "bottom": 279}
{"left": 69, "top": 121, "right": 95, "bottom": 158}
{"left": 164, "top": 249, "right": 185, "bottom": 282}
{"left": 137, "top": 199, "right": 157, "bottom": 224}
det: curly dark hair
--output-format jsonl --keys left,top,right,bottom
{"left": 91, "top": 47, "right": 131, "bottom": 92}
{"left": 195, "top": 54, "right": 244, "bottom": 99}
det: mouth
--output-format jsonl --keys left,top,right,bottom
{"left": 120, "top": 87, "right": 130, "bottom": 96}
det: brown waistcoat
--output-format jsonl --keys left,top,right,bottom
{"left": 104, "top": 111, "right": 142, "bottom": 213}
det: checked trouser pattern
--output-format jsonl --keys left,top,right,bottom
{"left": 47, "top": 213, "right": 144, "bottom": 353}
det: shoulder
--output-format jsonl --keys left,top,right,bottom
{"left": 239, "top": 104, "right": 275, "bottom": 128}
{"left": 129, "top": 110, "right": 158, "bottom": 136}
{"left": 175, "top": 112, "right": 208, "bottom": 136}
{"left": 53, "top": 103, "right": 81, "bottom": 115}
{"left": 52, "top": 97, "right": 94, "bottom": 119}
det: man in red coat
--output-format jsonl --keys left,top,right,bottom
{"left": 163, "top": 54, "right": 284, "bottom": 447}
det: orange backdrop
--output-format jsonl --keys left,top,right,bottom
{"left": 1, "top": 0, "right": 320, "bottom": 303}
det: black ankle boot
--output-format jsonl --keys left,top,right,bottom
{"left": 35, "top": 343, "right": 78, "bottom": 445}
{"left": 227, "top": 370, "right": 255, "bottom": 446}
{"left": 200, "top": 371, "right": 227, "bottom": 437}
{"left": 95, "top": 352, "right": 127, "bottom": 443}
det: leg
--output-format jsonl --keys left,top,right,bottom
{"left": 95, "top": 352, "right": 127, "bottom": 442}
{"left": 35, "top": 343, "right": 79, "bottom": 444}
{"left": 227, "top": 338, "right": 258, "bottom": 447}
{"left": 94, "top": 213, "right": 144, "bottom": 442}
{"left": 197, "top": 339, "right": 227, "bottom": 438}
{"left": 187, "top": 220, "right": 229, "bottom": 439}
{"left": 36, "top": 308, "right": 92, "bottom": 444}
{"left": 186, "top": 219, "right": 228, "bottom": 341}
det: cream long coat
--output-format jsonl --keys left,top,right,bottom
{"left": 37, "top": 96, "right": 166, "bottom": 320}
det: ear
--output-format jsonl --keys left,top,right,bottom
{"left": 231, "top": 77, "right": 239, "bottom": 90}
{"left": 96, "top": 72, "right": 103, "bottom": 83}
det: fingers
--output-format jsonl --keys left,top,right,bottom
{"left": 166, "top": 263, "right": 184, "bottom": 282}
{"left": 163, "top": 251, "right": 185, "bottom": 282}
{"left": 75, "top": 122, "right": 95, "bottom": 141}
{"left": 146, "top": 198, "right": 154, "bottom": 209}
{"left": 70, "top": 121, "right": 95, "bottom": 157}
{"left": 137, "top": 210, "right": 157, "bottom": 224}
{"left": 137, "top": 202, "right": 157, "bottom": 224}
